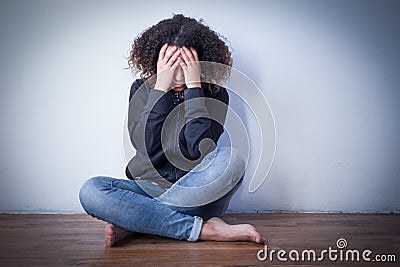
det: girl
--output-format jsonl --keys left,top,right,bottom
{"left": 79, "top": 14, "right": 265, "bottom": 246}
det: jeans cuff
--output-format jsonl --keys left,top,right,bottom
{"left": 187, "top": 216, "right": 203, "bottom": 242}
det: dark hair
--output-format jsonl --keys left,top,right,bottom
{"left": 127, "top": 14, "right": 232, "bottom": 94}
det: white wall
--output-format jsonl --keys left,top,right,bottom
{"left": 0, "top": 0, "right": 399, "bottom": 213}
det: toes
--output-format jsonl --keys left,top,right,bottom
{"left": 255, "top": 234, "right": 266, "bottom": 244}
{"left": 105, "top": 235, "right": 115, "bottom": 247}
{"left": 244, "top": 224, "right": 265, "bottom": 243}
{"left": 104, "top": 225, "right": 116, "bottom": 247}
{"left": 104, "top": 224, "right": 114, "bottom": 236}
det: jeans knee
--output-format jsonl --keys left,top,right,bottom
{"left": 79, "top": 176, "right": 109, "bottom": 214}
{"left": 218, "top": 147, "right": 246, "bottom": 177}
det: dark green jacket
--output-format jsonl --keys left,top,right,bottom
{"left": 125, "top": 79, "right": 229, "bottom": 185}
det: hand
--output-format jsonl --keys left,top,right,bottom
{"left": 179, "top": 46, "right": 201, "bottom": 88}
{"left": 154, "top": 44, "right": 182, "bottom": 92}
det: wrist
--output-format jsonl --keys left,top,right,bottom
{"left": 187, "top": 82, "right": 201, "bottom": 88}
{"left": 154, "top": 82, "right": 169, "bottom": 92}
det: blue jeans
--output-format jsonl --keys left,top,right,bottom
{"left": 79, "top": 147, "right": 245, "bottom": 242}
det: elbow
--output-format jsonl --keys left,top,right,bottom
{"left": 186, "top": 138, "right": 217, "bottom": 161}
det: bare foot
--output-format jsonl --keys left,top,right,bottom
{"left": 104, "top": 223, "right": 134, "bottom": 247}
{"left": 199, "top": 217, "right": 266, "bottom": 244}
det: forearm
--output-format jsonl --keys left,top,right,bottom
{"left": 129, "top": 89, "right": 171, "bottom": 154}
{"left": 182, "top": 87, "right": 218, "bottom": 159}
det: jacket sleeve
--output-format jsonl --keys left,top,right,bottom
{"left": 180, "top": 87, "right": 229, "bottom": 160}
{"left": 127, "top": 80, "right": 172, "bottom": 157}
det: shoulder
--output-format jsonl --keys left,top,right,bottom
{"left": 212, "top": 86, "right": 229, "bottom": 105}
{"left": 129, "top": 79, "right": 148, "bottom": 102}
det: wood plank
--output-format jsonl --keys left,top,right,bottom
{"left": 0, "top": 214, "right": 398, "bottom": 266}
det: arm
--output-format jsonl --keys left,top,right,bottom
{"left": 128, "top": 44, "right": 182, "bottom": 157}
{"left": 179, "top": 46, "right": 228, "bottom": 160}
{"left": 127, "top": 80, "right": 172, "bottom": 156}
{"left": 180, "top": 87, "right": 229, "bottom": 160}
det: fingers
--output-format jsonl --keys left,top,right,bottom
{"left": 159, "top": 44, "right": 198, "bottom": 64}
{"left": 158, "top": 43, "right": 168, "bottom": 61}
{"left": 179, "top": 48, "right": 189, "bottom": 66}
{"left": 181, "top": 46, "right": 196, "bottom": 63}
{"left": 189, "top": 47, "right": 199, "bottom": 61}
{"left": 166, "top": 49, "right": 181, "bottom": 66}
{"left": 171, "top": 56, "right": 182, "bottom": 71}
{"left": 163, "top": 46, "right": 179, "bottom": 63}
{"left": 181, "top": 46, "right": 199, "bottom": 63}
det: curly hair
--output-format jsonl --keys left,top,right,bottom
{"left": 127, "top": 14, "right": 232, "bottom": 95}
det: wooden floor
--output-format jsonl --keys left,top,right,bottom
{"left": 0, "top": 213, "right": 399, "bottom": 266}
